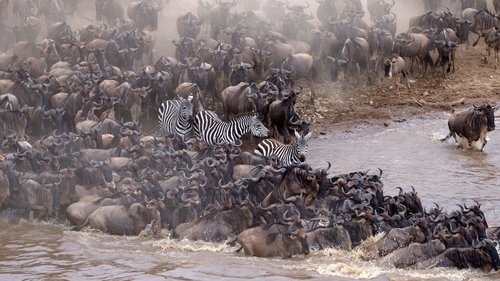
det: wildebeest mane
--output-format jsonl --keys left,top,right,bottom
{"left": 464, "top": 108, "right": 486, "bottom": 140}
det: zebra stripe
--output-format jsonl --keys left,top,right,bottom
{"left": 158, "top": 97, "right": 193, "bottom": 140}
{"left": 193, "top": 110, "right": 268, "bottom": 146}
{"left": 255, "top": 131, "right": 312, "bottom": 166}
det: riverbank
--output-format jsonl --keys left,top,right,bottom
{"left": 296, "top": 42, "right": 500, "bottom": 135}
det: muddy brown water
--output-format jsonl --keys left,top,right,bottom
{"left": 1, "top": 113, "right": 500, "bottom": 280}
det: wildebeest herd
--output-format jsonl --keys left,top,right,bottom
{"left": 0, "top": 0, "right": 499, "bottom": 273}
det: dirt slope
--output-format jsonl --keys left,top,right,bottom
{"left": 295, "top": 43, "right": 500, "bottom": 134}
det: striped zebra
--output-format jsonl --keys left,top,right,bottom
{"left": 158, "top": 97, "right": 193, "bottom": 140}
{"left": 193, "top": 110, "right": 269, "bottom": 146}
{"left": 254, "top": 131, "right": 312, "bottom": 166}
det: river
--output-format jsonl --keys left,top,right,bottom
{"left": 1, "top": 112, "right": 499, "bottom": 281}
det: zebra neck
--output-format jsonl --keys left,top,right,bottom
{"left": 229, "top": 115, "right": 251, "bottom": 140}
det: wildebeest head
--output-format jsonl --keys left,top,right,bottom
{"left": 173, "top": 37, "right": 195, "bottom": 62}
{"left": 474, "top": 104, "right": 496, "bottom": 131}
{"left": 383, "top": 57, "right": 392, "bottom": 77}
{"left": 137, "top": 1, "right": 162, "bottom": 31}
{"left": 326, "top": 56, "right": 346, "bottom": 82}
{"left": 281, "top": 165, "right": 319, "bottom": 206}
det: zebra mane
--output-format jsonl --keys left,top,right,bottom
{"left": 228, "top": 113, "right": 254, "bottom": 124}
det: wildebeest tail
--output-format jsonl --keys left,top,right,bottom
{"left": 227, "top": 237, "right": 243, "bottom": 252}
{"left": 423, "top": 52, "right": 434, "bottom": 68}
{"left": 440, "top": 133, "right": 452, "bottom": 142}
{"left": 71, "top": 217, "right": 90, "bottom": 231}
{"left": 311, "top": 64, "right": 318, "bottom": 80}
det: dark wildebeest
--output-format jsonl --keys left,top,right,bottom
{"left": 127, "top": 1, "right": 162, "bottom": 31}
{"left": 433, "top": 28, "right": 459, "bottom": 77}
{"left": 327, "top": 37, "right": 371, "bottom": 84}
{"left": 261, "top": 164, "right": 319, "bottom": 208}
{"left": 367, "top": 0, "right": 395, "bottom": 24}
{"left": 423, "top": 0, "right": 440, "bottom": 12}
{"left": 201, "top": 0, "right": 237, "bottom": 39}
{"left": 95, "top": 0, "right": 124, "bottom": 26}
{"left": 316, "top": 0, "right": 338, "bottom": 27}
{"left": 414, "top": 241, "right": 500, "bottom": 272}
{"left": 441, "top": 104, "right": 496, "bottom": 151}
{"left": 177, "top": 12, "right": 203, "bottom": 39}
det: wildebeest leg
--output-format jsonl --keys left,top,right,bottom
{"left": 409, "top": 58, "right": 415, "bottom": 76}
{"left": 403, "top": 71, "right": 411, "bottom": 90}
{"left": 308, "top": 73, "right": 315, "bottom": 102}
{"left": 483, "top": 46, "right": 491, "bottom": 64}
{"left": 495, "top": 48, "right": 499, "bottom": 69}
{"left": 395, "top": 74, "right": 401, "bottom": 97}
{"left": 451, "top": 49, "right": 455, "bottom": 73}
{"left": 472, "top": 32, "right": 483, "bottom": 47}
{"left": 440, "top": 132, "right": 452, "bottom": 142}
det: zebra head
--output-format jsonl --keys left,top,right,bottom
{"left": 294, "top": 130, "right": 312, "bottom": 162}
{"left": 179, "top": 97, "right": 194, "bottom": 120}
{"left": 250, "top": 115, "right": 269, "bottom": 138}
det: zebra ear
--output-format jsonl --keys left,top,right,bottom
{"left": 294, "top": 130, "right": 300, "bottom": 139}
{"left": 304, "top": 132, "right": 312, "bottom": 141}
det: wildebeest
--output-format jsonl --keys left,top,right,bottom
{"left": 379, "top": 239, "right": 446, "bottom": 268}
{"left": 66, "top": 195, "right": 135, "bottom": 225}
{"left": 73, "top": 201, "right": 162, "bottom": 236}
{"left": 463, "top": 8, "right": 500, "bottom": 46}
{"left": 261, "top": 164, "right": 319, "bottom": 208}
{"left": 173, "top": 204, "right": 254, "bottom": 242}
{"left": 127, "top": 1, "right": 162, "bottom": 31}
{"left": 96, "top": 0, "right": 124, "bottom": 25}
{"left": 220, "top": 82, "right": 266, "bottom": 120}
{"left": 433, "top": 28, "right": 459, "bottom": 77}
{"left": 327, "top": 37, "right": 371, "bottom": 83}
{"left": 393, "top": 32, "right": 434, "bottom": 76}
{"left": 197, "top": 0, "right": 237, "bottom": 39}
{"left": 414, "top": 241, "right": 500, "bottom": 272}
{"left": 367, "top": 0, "right": 395, "bottom": 24}
{"left": 441, "top": 104, "right": 496, "bottom": 151}
{"left": 177, "top": 12, "right": 202, "bottom": 39}
{"left": 280, "top": 53, "right": 315, "bottom": 101}
{"left": 482, "top": 26, "right": 500, "bottom": 68}
{"left": 382, "top": 54, "right": 410, "bottom": 94}
{"left": 235, "top": 224, "right": 309, "bottom": 258}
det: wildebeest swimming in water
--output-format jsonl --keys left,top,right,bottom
{"left": 441, "top": 104, "right": 497, "bottom": 151}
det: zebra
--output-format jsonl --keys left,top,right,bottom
{"left": 158, "top": 97, "right": 193, "bottom": 140}
{"left": 193, "top": 110, "right": 269, "bottom": 146}
{"left": 254, "top": 130, "right": 312, "bottom": 166}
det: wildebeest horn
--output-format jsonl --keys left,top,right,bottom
{"left": 329, "top": 16, "right": 340, "bottom": 25}
{"left": 289, "top": 116, "right": 301, "bottom": 125}
{"left": 322, "top": 161, "right": 331, "bottom": 173}
{"left": 120, "top": 126, "right": 131, "bottom": 135}
{"left": 144, "top": 195, "right": 155, "bottom": 204}
{"left": 434, "top": 40, "right": 446, "bottom": 46}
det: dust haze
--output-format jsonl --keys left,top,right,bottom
{"left": 1, "top": 0, "right": 438, "bottom": 60}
